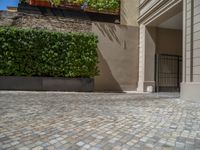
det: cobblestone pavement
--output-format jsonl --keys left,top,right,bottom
{"left": 0, "top": 92, "right": 200, "bottom": 150}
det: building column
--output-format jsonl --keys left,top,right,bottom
{"left": 137, "top": 24, "right": 157, "bottom": 92}
{"left": 181, "top": 0, "right": 200, "bottom": 101}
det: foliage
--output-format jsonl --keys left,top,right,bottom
{"left": 0, "top": 27, "right": 99, "bottom": 77}
{"left": 20, "top": 0, "right": 120, "bottom": 11}
{"left": 20, "top": 0, "right": 29, "bottom": 3}
{"left": 62, "top": 0, "right": 120, "bottom": 10}
{"left": 87, "top": 0, "right": 120, "bottom": 11}
{"left": 63, "top": 0, "right": 84, "bottom": 5}
{"left": 51, "top": 0, "right": 61, "bottom": 5}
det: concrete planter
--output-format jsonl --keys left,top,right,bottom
{"left": 84, "top": 8, "right": 120, "bottom": 16}
{"left": 29, "top": 0, "right": 51, "bottom": 7}
{"left": 59, "top": 2, "right": 81, "bottom": 10}
{"left": 18, "top": 3, "right": 120, "bottom": 23}
{"left": 0, "top": 76, "right": 94, "bottom": 92}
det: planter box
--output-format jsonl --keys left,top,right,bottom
{"left": 0, "top": 76, "right": 94, "bottom": 92}
{"left": 28, "top": 0, "right": 82, "bottom": 10}
{"left": 18, "top": 3, "right": 120, "bottom": 23}
{"left": 29, "top": 0, "right": 51, "bottom": 7}
{"left": 84, "top": 8, "right": 119, "bottom": 16}
{"left": 59, "top": 2, "right": 81, "bottom": 10}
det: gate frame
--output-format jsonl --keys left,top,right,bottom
{"left": 155, "top": 54, "right": 182, "bottom": 92}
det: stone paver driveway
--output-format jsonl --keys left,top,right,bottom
{"left": 0, "top": 92, "right": 200, "bottom": 150}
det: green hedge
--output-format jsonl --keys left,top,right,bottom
{"left": 0, "top": 27, "right": 99, "bottom": 77}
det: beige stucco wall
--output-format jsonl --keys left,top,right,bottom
{"left": 120, "top": 0, "right": 139, "bottom": 26}
{"left": 156, "top": 28, "right": 182, "bottom": 56}
{"left": 92, "top": 22, "right": 139, "bottom": 92}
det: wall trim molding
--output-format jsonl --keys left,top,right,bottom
{"left": 139, "top": 0, "right": 150, "bottom": 9}
{"left": 138, "top": 0, "right": 182, "bottom": 25}
{"left": 190, "top": 0, "right": 194, "bottom": 82}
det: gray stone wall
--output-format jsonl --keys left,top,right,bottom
{"left": 0, "top": 11, "right": 92, "bottom": 32}
{"left": 193, "top": 0, "right": 200, "bottom": 82}
{"left": 181, "top": 0, "right": 200, "bottom": 101}
{"left": 184, "top": 0, "right": 200, "bottom": 82}
{"left": 185, "top": 0, "right": 192, "bottom": 82}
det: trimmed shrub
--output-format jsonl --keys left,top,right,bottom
{"left": 0, "top": 27, "right": 99, "bottom": 77}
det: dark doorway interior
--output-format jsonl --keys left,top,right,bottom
{"left": 155, "top": 54, "right": 182, "bottom": 92}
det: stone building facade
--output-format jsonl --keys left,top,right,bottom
{"left": 181, "top": 0, "right": 200, "bottom": 100}
{"left": 137, "top": 0, "right": 200, "bottom": 100}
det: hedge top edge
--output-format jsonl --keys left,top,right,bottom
{"left": 0, "top": 26, "right": 97, "bottom": 37}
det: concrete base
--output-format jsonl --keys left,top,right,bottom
{"left": 0, "top": 76, "right": 94, "bottom": 92}
{"left": 137, "top": 81, "right": 155, "bottom": 92}
{"left": 181, "top": 82, "right": 200, "bottom": 101}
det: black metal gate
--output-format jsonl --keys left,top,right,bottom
{"left": 155, "top": 54, "right": 182, "bottom": 92}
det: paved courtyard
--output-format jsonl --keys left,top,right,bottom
{"left": 0, "top": 92, "right": 200, "bottom": 150}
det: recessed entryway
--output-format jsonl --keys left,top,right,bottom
{"left": 155, "top": 12, "right": 183, "bottom": 92}
{"left": 137, "top": 0, "right": 183, "bottom": 93}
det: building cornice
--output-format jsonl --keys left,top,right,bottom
{"left": 138, "top": 0, "right": 171, "bottom": 23}
{"left": 139, "top": 0, "right": 149, "bottom": 9}
{"left": 138, "top": 0, "right": 182, "bottom": 24}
